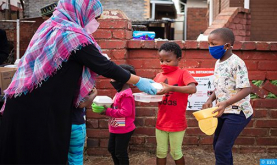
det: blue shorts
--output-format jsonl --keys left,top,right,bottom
{"left": 68, "top": 124, "right": 86, "bottom": 165}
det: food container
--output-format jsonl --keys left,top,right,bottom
{"left": 133, "top": 92, "right": 164, "bottom": 103}
{"left": 93, "top": 96, "right": 113, "bottom": 107}
{"left": 151, "top": 82, "right": 163, "bottom": 92}
{"left": 192, "top": 107, "right": 218, "bottom": 121}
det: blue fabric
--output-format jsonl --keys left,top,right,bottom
{"left": 209, "top": 45, "right": 226, "bottom": 59}
{"left": 68, "top": 124, "right": 86, "bottom": 165}
{"left": 134, "top": 78, "right": 157, "bottom": 95}
{"left": 213, "top": 111, "right": 252, "bottom": 165}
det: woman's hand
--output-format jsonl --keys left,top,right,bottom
{"left": 135, "top": 78, "right": 157, "bottom": 95}
{"left": 213, "top": 101, "right": 228, "bottom": 117}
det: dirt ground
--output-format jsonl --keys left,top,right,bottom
{"left": 84, "top": 148, "right": 276, "bottom": 165}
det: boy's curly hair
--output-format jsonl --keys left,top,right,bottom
{"left": 158, "top": 42, "right": 182, "bottom": 58}
{"left": 119, "top": 64, "right": 136, "bottom": 75}
{"left": 210, "top": 28, "right": 235, "bottom": 46}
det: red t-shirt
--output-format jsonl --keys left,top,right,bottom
{"left": 154, "top": 68, "right": 197, "bottom": 132}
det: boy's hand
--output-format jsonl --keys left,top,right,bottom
{"left": 212, "top": 101, "right": 228, "bottom": 117}
{"left": 202, "top": 100, "right": 213, "bottom": 109}
{"left": 157, "top": 83, "right": 172, "bottom": 95}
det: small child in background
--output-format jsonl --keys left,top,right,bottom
{"left": 202, "top": 28, "right": 253, "bottom": 165}
{"left": 154, "top": 42, "right": 198, "bottom": 165}
{"left": 68, "top": 88, "right": 98, "bottom": 165}
{"left": 94, "top": 64, "right": 136, "bottom": 165}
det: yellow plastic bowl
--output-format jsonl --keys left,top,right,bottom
{"left": 192, "top": 107, "right": 218, "bottom": 121}
{"left": 199, "top": 118, "right": 218, "bottom": 135}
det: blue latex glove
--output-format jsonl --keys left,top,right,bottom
{"left": 134, "top": 78, "right": 157, "bottom": 95}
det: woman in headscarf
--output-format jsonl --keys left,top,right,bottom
{"left": 0, "top": 29, "right": 9, "bottom": 64}
{"left": 0, "top": 0, "right": 157, "bottom": 164}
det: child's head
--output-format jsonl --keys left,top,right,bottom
{"left": 208, "top": 28, "right": 235, "bottom": 59}
{"left": 158, "top": 42, "right": 182, "bottom": 67}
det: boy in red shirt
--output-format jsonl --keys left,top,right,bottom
{"left": 154, "top": 42, "right": 198, "bottom": 165}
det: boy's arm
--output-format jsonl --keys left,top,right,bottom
{"left": 202, "top": 90, "right": 216, "bottom": 109}
{"left": 104, "top": 97, "right": 133, "bottom": 118}
{"left": 78, "top": 88, "right": 98, "bottom": 109}
{"left": 213, "top": 87, "right": 251, "bottom": 117}
{"left": 158, "top": 82, "right": 197, "bottom": 95}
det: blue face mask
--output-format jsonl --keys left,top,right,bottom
{"left": 209, "top": 45, "right": 226, "bottom": 59}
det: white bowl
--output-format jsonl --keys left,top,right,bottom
{"left": 93, "top": 96, "right": 113, "bottom": 107}
{"left": 133, "top": 92, "right": 164, "bottom": 103}
{"left": 151, "top": 82, "right": 163, "bottom": 92}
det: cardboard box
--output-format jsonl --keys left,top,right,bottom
{"left": 0, "top": 67, "right": 17, "bottom": 95}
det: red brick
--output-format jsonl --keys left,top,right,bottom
{"left": 87, "top": 148, "right": 109, "bottom": 156}
{"left": 234, "top": 137, "right": 255, "bottom": 145}
{"left": 95, "top": 79, "right": 113, "bottom": 89}
{"left": 181, "top": 60, "right": 200, "bottom": 68}
{"left": 241, "top": 51, "right": 277, "bottom": 60}
{"left": 112, "top": 30, "right": 126, "bottom": 39}
{"left": 142, "top": 40, "right": 155, "bottom": 48}
{"left": 136, "top": 107, "right": 156, "bottom": 117}
{"left": 93, "top": 29, "right": 112, "bottom": 39}
{"left": 183, "top": 136, "right": 199, "bottom": 145}
{"left": 245, "top": 60, "right": 258, "bottom": 70}
{"left": 270, "top": 129, "right": 277, "bottom": 136}
{"left": 111, "top": 49, "right": 127, "bottom": 60}
{"left": 99, "top": 20, "right": 127, "bottom": 29}
{"left": 242, "top": 42, "right": 256, "bottom": 50}
{"left": 130, "top": 136, "right": 145, "bottom": 145}
{"left": 184, "top": 40, "right": 198, "bottom": 49}
{"left": 268, "top": 147, "right": 277, "bottom": 153}
{"left": 126, "top": 31, "right": 133, "bottom": 40}
{"left": 256, "top": 42, "right": 270, "bottom": 50}
{"left": 87, "top": 129, "right": 109, "bottom": 138}
{"left": 156, "top": 41, "right": 168, "bottom": 49}
{"left": 98, "top": 40, "right": 126, "bottom": 49}
{"left": 87, "top": 138, "right": 99, "bottom": 148}
{"left": 253, "top": 109, "right": 268, "bottom": 118}
{"left": 127, "top": 40, "right": 142, "bottom": 48}
{"left": 86, "top": 109, "right": 108, "bottom": 119}
{"left": 185, "top": 50, "right": 212, "bottom": 59}
{"left": 100, "top": 138, "right": 109, "bottom": 147}
{"left": 270, "top": 110, "right": 277, "bottom": 118}
{"left": 258, "top": 61, "right": 277, "bottom": 71}
{"left": 199, "top": 137, "right": 213, "bottom": 144}
{"left": 134, "top": 127, "right": 155, "bottom": 136}
{"left": 136, "top": 69, "right": 157, "bottom": 79}
{"left": 128, "top": 50, "right": 158, "bottom": 59}
{"left": 186, "top": 128, "right": 205, "bottom": 135}
{"left": 239, "top": 147, "right": 267, "bottom": 153}
{"left": 145, "top": 137, "right": 157, "bottom": 145}
{"left": 145, "top": 118, "right": 156, "bottom": 127}
{"left": 199, "top": 41, "right": 209, "bottom": 49}
{"left": 187, "top": 119, "right": 198, "bottom": 127}
{"left": 262, "top": 80, "right": 277, "bottom": 95}
{"left": 99, "top": 119, "right": 108, "bottom": 129}
{"left": 248, "top": 71, "right": 266, "bottom": 80}
{"left": 266, "top": 72, "right": 277, "bottom": 80}
{"left": 86, "top": 119, "right": 98, "bottom": 129}
{"left": 240, "top": 128, "right": 268, "bottom": 136}
{"left": 246, "top": 120, "right": 254, "bottom": 127}
{"left": 97, "top": 89, "right": 116, "bottom": 97}
{"left": 256, "top": 138, "right": 277, "bottom": 145}
{"left": 251, "top": 84, "right": 269, "bottom": 99}
{"left": 233, "top": 41, "right": 242, "bottom": 50}
{"left": 127, "top": 59, "right": 161, "bottom": 69}
{"left": 134, "top": 117, "right": 144, "bottom": 126}
{"left": 270, "top": 43, "right": 277, "bottom": 51}
{"left": 256, "top": 120, "right": 277, "bottom": 128}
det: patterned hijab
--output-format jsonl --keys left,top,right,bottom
{"left": 3, "top": 0, "right": 103, "bottom": 108}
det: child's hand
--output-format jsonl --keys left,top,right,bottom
{"left": 212, "top": 101, "right": 228, "bottom": 117}
{"left": 100, "top": 105, "right": 108, "bottom": 115}
{"left": 202, "top": 100, "right": 213, "bottom": 109}
{"left": 157, "top": 83, "right": 172, "bottom": 95}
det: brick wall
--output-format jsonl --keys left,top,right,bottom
{"left": 204, "top": 7, "right": 251, "bottom": 41}
{"left": 187, "top": 8, "right": 208, "bottom": 40}
{"left": 250, "top": 0, "right": 277, "bottom": 41}
{"left": 230, "top": 0, "right": 244, "bottom": 8}
{"left": 221, "top": 0, "right": 229, "bottom": 11}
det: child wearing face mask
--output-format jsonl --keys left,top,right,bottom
{"left": 94, "top": 64, "right": 136, "bottom": 165}
{"left": 202, "top": 28, "right": 253, "bottom": 165}
{"left": 153, "top": 42, "right": 197, "bottom": 165}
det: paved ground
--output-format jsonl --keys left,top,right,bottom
{"left": 84, "top": 148, "right": 276, "bottom": 165}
